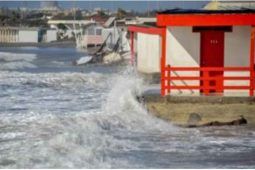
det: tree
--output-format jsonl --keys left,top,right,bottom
{"left": 117, "top": 8, "right": 127, "bottom": 19}
{"left": 97, "top": 10, "right": 108, "bottom": 17}
{"left": 57, "top": 23, "right": 67, "bottom": 31}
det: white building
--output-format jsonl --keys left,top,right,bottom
{"left": 0, "top": 27, "right": 19, "bottom": 43}
{"left": 45, "top": 29, "right": 57, "bottom": 42}
{"left": 129, "top": 9, "right": 255, "bottom": 97}
{"left": 0, "top": 27, "right": 57, "bottom": 43}
{"left": 204, "top": 0, "right": 255, "bottom": 10}
{"left": 18, "top": 28, "right": 41, "bottom": 43}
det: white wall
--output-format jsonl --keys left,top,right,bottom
{"left": 166, "top": 26, "right": 200, "bottom": 95}
{"left": 19, "top": 30, "right": 39, "bottom": 43}
{"left": 166, "top": 26, "right": 252, "bottom": 96}
{"left": 135, "top": 26, "right": 252, "bottom": 96}
{"left": 137, "top": 32, "right": 161, "bottom": 73}
{"left": 224, "top": 26, "right": 251, "bottom": 96}
{"left": 225, "top": 26, "right": 250, "bottom": 66}
{"left": 46, "top": 30, "right": 57, "bottom": 42}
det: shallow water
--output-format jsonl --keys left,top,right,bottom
{"left": 0, "top": 47, "right": 255, "bottom": 168}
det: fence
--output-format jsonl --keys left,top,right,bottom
{"left": 162, "top": 65, "right": 254, "bottom": 96}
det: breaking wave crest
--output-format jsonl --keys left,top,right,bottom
{"left": 0, "top": 52, "right": 37, "bottom": 62}
{"left": 0, "top": 71, "right": 104, "bottom": 88}
{"left": 0, "top": 61, "right": 37, "bottom": 70}
{"left": 103, "top": 67, "right": 177, "bottom": 132}
{"left": 0, "top": 66, "right": 178, "bottom": 168}
{"left": 0, "top": 52, "right": 37, "bottom": 70}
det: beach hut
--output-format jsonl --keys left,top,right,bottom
{"left": 128, "top": 9, "right": 255, "bottom": 97}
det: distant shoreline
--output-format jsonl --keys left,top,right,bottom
{"left": 0, "top": 41, "right": 76, "bottom": 48}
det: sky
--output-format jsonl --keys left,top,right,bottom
{"left": 0, "top": 1, "right": 209, "bottom": 12}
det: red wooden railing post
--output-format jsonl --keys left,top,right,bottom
{"left": 167, "top": 65, "right": 171, "bottom": 94}
{"left": 161, "top": 28, "right": 167, "bottom": 96}
{"left": 130, "top": 32, "right": 134, "bottom": 65}
{"left": 250, "top": 26, "right": 255, "bottom": 96}
{"left": 159, "top": 66, "right": 250, "bottom": 95}
{"left": 204, "top": 70, "right": 210, "bottom": 95}
{"left": 220, "top": 74, "right": 224, "bottom": 94}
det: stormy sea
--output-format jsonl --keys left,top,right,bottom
{"left": 0, "top": 47, "right": 255, "bottom": 168}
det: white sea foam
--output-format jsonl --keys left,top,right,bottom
{"left": 51, "top": 61, "right": 66, "bottom": 66}
{"left": 0, "top": 71, "right": 103, "bottom": 88}
{"left": 0, "top": 61, "right": 37, "bottom": 70}
{"left": 0, "top": 66, "right": 180, "bottom": 168}
{"left": 0, "top": 52, "right": 37, "bottom": 70}
{"left": 0, "top": 54, "right": 255, "bottom": 168}
{"left": 0, "top": 52, "right": 37, "bottom": 62}
{"left": 103, "top": 66, "right": 178, "bottom": 133}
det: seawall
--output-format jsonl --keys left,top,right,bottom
{"left": 142, "top": 94, "right": 255, "bottom": 127}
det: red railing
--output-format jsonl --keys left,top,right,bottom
{"left": 162, "top": 65, "right": 255, "bottom": 96}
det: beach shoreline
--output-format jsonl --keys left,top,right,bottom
{"left": 0, "top": 41, "right": 76, "bottom": 48}
{"left": 141, "top": 94, "right": 255, "bottom": 127}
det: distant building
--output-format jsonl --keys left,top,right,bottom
{"left": 0, "top": 27, "right": 57, "bottom": 43}
{"left": 81, "top": 10, "right": 91, "bottom": 17}
{"left": 18, "top": 27, "right": 42, "bottom": 43}
{"left": 204, "top": 0, "right": 255, "bottom": 10}
{"left": 47, "top": 19, "right": 95, "bottom": 39}
{"left": 0, "top": 27, "right": 19, "bottom": 43}
{"left": 88, "top": 15, "right": 109, "bottom": 26}
{"left": 43, "top": 29, "right": 58, "bottom": 42}
{"left": 79, "top": 23, "right": 104, "bottom": 48}
{"left": 48, "top": 20, "right": 95, "bottom": 30}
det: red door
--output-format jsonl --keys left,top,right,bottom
{"left": 200, "top": 31, "right": 224, "bottom": 94}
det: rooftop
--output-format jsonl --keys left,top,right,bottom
{"left": 0, "top": 27, "right": 40, "bottom": 30}
{"left": 204, "top": 1, "right": 255, "bottom": 10}
{"left": 157, "top": 8, "right": 255, "bottom": 14}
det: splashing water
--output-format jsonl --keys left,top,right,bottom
{"left": 0, "top": 52, "right": 37, "bottom": 70}
{"left": 0, "top": 52, "right": 37, "bottom": 62}
{"left": 0, "top": 47, "right": 255, "bottom": 168}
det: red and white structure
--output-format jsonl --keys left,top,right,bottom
{"left": 128, "top": 10, "right": 255, "bottom": 97}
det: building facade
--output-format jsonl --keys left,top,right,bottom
{"left": 0, "top": 27, "right": 57, "bottom": 43}
{"left": 45, "top": 29, "right": 57, "bottom": 42}
{"left": 18, "top": 28, "right": 41, "bottom": 43}
{"left": 129, "top": 9, "right": 255, "bottom": 97}
{"left": 0, "top": 27, "right": 19, "bottom": 43}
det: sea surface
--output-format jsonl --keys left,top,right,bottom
{"left": 0, "top": 47, "right": 255, "bottom": 168}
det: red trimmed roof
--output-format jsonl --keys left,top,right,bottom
{"left": 157, "top": 9, "right": 255, "bottom": 26}
{"left": 128, "top": 25, "right": 164, "bottom": 35}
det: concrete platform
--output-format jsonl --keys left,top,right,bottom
{"left": 141, "top": 90, "right": 255, "bottom": 127}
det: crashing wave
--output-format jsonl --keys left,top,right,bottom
{"left": 0, "top": 71, "right": 104, "bottom": 88}
{"left": 0, "top": 66, "right": 181, "bottom": 168}
{"left": 0, "top": 52, "right": 37, "bottom": 62}
{"left": 0, "top": 61, "right": 37, "bottom": 70}
{"left": 0, "top": 52, "right": 37, "bottom": 70}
